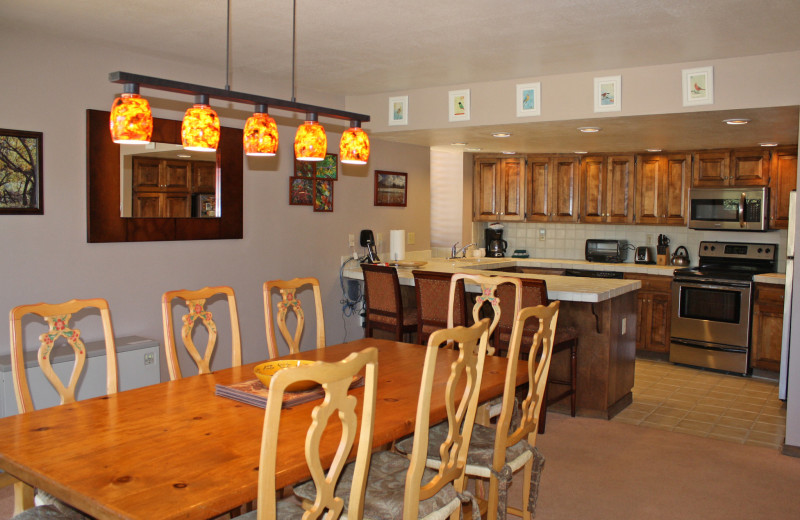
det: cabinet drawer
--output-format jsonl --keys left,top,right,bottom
{"left": 624, "top": 273, "right": 672, "bottom": 292}
{"left": 755, "top": 283, "right": 785, "bottom": 303}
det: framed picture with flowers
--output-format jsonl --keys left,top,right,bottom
{"left": 313, "top": 179, "right": 334, "bottom": 212}
{"left": 289, "top": 177, "right": 313, "bottom": 206}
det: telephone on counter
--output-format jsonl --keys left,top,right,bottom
{"left": 360, "top": 229, "right": 381, "bottom": 263}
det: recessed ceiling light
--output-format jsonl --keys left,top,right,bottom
{"left": 723, "top": 118, "right": 751, "bottom": 125}
{"left": 573, "top": 151, "right": 588, "bottom": 154}
{"left": 492, "top": 132, "right": 512, "bottom": 138}
{"left": 450, "top": 142, "right": 467, "bottom": 146}
{"left": 759, "top": 142, "right": 779, "bottom": 147}
{"left": 578, "top": 126, "right": 601, "bottom": 133}
{"left": 465, "top": 147, "right": 482, "bottom": 152}
{"left": 501, "top": 151, "right": 516, "bottom": 155}
{"left": 177, "top": 154, "right": 192, "bottom": 158}
{"left": 646, "top": 148, "right": 662, "bottom": 153}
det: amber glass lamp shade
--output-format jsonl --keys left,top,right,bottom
{"left": 109, "top": 85, "right": 153, "bottom": 144}
{"left": 182, "top": 95, "right": 220, "bottom": 152}
{"left": 294, "top": 113, "right": 327, "bottom": 161}
{"left": 340, "top": 121, "right": 370, "bottom": 164}
{"left": 243, "top": 105, "right": 279, "bottom": 156}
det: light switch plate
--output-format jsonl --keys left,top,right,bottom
{"left": 539, "top": 229, "right": 546, "bottom": 241}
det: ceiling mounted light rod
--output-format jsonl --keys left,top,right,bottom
{"left": 108, "top": 71, "right": 370, "bottom": 123}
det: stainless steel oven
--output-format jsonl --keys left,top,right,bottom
{"left": 669, "top": 241, "right": 777, "bottom": 375}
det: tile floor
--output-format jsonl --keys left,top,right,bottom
{"left": 612, "top": 358, "right": 787, "bottom": 450}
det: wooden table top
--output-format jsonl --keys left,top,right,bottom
{"left": 0, "top": 338, "right": 520, "bottom": 520}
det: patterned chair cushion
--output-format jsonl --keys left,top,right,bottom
{"left": 395, "top": 421, "right": 532, "bottom": 477}
{"left": 11, "top": 505, "right": 87, "bottom": 520}
{"left": 293, "top": 450, "right": 462, "bottom": 520}
{"left": 237, "top": 499, "right": 306, "bottom": 520}
{"left": 32, "top": 491, "right": 89, "bottom": 520}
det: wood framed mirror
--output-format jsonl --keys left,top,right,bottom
{"left": 86, "top": 109, "right": 243, "bottom": 242}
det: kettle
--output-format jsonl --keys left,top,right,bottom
{"left": 671, "top": 246, "right": 690, "bottom": 266}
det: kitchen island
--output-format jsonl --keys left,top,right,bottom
{"left": 343, "top": 257, "right": 643, "bottom": 419}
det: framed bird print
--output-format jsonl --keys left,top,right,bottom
{"left": 448, "top": 89, "right": 470, "bottom": 122}
{"left": 388, "top": 96, "right": 408, "bottom": 126}
{"left": 594, "top": 76, "right": 621, "bottom": 112}
{"left": 516, "top": 82, "right": 541, "bottom": 117}
{"left": 682, "top": 66, "right": 714, "bottom": 106}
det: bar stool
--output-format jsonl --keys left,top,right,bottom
{"left": 495, "top": 278, "right": 577, "bottom": 433}
{"left": 361, "top": 263, "right": 417, "bottom": 342}
{"left": 411, "top": 270, "right": 467, "bottom": 345}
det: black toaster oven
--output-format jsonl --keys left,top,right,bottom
{"left": 585, "top": 239, "right": 629, "bottom": 263}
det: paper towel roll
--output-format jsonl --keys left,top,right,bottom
{"left": 390, "top": 230, "right": 406, "bottom": 261}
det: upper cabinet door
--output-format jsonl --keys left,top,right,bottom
{"left": 605, "top": 155, "right": 635, "bottom": 223}
{"left": 580, "top": 156, "right": 605, "bottom": 223}
{"left": 526, "top": 156, "right": 551, "bottom": 222}
{"left": 550, "top": 156, "right": 580, "bottom": 222}
{"left": 692, "top": 151, "right": 731, "bottom": 187}
{"left": 498, "top": 158, "right": 525, "bottom": 220}
{"left": 769, "top": 146, "right": 798, "bottom": 229}
{"left": 731, "top": 148, "right": 770, "bottom": 186}
{"left": 662, "top": 154, "right": 691, "bottom": 225}
{"left": 634, "top": 155, "right": 662, "bottom": 225}
{"left": 473, "top": 158, "right": 498, "bottom": 221}
{"left": 635, "top": 153, "right": 689, "bottom": 225}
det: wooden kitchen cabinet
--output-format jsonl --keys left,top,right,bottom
{"left": 473, "top": 156, "right": 525, "bottom": 221}
{"left": 525, "top": 155, "right": 580, "bottom": 222}
{"left": 768, "top": 146, "right": 798, "bottom": 229}
{"left": 580, "top": 155, "right": 634, "bottom": 224}
{"left": 192, "top": 160, "right": 217, "bottom": 193}
{"left": 634, "top": 153, "right": 690, "bottom": 225}
{"left": 624, "top": 273, "right": 672, "bottom": 353}
{"left": 132, "top": 192, "right": 191, "bottom": 218}
{"left": 132, "top": 157, "right": 200, "bottom": 218}
{"left": 692, "top": 148, "right": 770, "bottom": 187}
{"left": 751, "top": 282, "right": 785, "bottom": 372}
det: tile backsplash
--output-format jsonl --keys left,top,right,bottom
{"left": 472, "top": 221, "right": 789, "bottom": 272}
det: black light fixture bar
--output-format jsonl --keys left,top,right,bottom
{"left": 109, "top": 71, "right": 370, "bottom": 123}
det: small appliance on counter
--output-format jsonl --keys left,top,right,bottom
{"left": 656, "top": 234, "right": 670, "bottom": 265}
{"left": 635, "top": 246, "right": 654, "bottom": 264}
{"left": 485, "top": 227, "right": 507, "bottom": 258}
{"left": 512, "top": 249, "right": 529, "bottom": 258}
{"left": 359, "top": 229, "right": 380, "bottom": 263}
{"left": 585, "top": 239, "right": 629, "bottom": 263}
{"left": 671, "top": 246, "right": 690, "bottom": 266}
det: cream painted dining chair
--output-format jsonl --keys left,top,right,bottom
{"left": 161, "top": 286, "right": 242, "bottom": 380}
{"left": 238, "top": 347, "right": 378, "bottom": 520}
{"left": 9, "top": 298, "right": 117, "bottom": 519}
{"left": 263, "top": 277, "right": 326, "bottom": 359}
{"left": 397, "top": 302, "right": 559, "bottom": 520}
{"left": 294, "top": 318, "right": 491, "bottom": 520}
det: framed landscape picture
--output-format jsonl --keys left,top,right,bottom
{"left": 0, "top": 128, "right": 43, "bottom": 214}
{"left": 313, "top": 179, "right": 334, "bottom": 212}
{"left": 289, "top": 177, "right": 313, "bottom": 206}
{"left": 315, "top": 153, "right": 338, "bottom": 180}
{"left": 374, "top": 171, "right": 407, "bottom": 207}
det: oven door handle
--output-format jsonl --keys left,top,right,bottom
{"left": 739, "top": 192, "right": 746, "bottom": 228}
{"left": 674, "top": 280, "right": 751, "bottom": 291}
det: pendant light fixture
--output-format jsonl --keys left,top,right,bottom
{"left": 182, "top": 94, "right": 220, "bottom": 152}
{"left": 294, "top": 113, "right": 327, "bottom": 161}
{"left": 340, "top": 120, "right": 370, "bottom": 164}
{"left": 109, "top": 83, "right": 153, "bottom": 144}
{"left": 244, "top": 104, "right": 279, "bottom": 156}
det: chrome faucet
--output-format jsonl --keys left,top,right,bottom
{"left": 450, "top": 242, "right": 476, "bottom": 258}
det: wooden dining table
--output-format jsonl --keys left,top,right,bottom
{"left": 0, "top": 338, "right": 524, "bottom": 520}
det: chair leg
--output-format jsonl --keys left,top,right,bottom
{"left": 14, "top": 482, "right": 34, "bottom": 515}
{"left": 569, "top": 341, "right": 577, "bottom": 417}
{"left": 537, "top": 384, "right": 548, "bottom": 434}
{"left": 520, "top": 457, "right": 533, "bottom": 520}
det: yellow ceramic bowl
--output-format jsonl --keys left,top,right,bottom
{"left": 254, "top": 360, "right": 318, "bottom": 393}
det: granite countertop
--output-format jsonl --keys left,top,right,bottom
{"left": 343, "top": 258, "right": 644, "bottom": 303}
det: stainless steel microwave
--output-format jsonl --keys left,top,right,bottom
{"left": 688, "top": 187, "right": 769, "bottom": 231}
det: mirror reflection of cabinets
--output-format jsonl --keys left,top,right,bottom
{"left": 87, "top": 109, "right": 242, "bottom": 243}
{"left": 131, "top": 158, "right": 216, "bottom": 218}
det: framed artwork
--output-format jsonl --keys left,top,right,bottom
{"left": 516, "top": 82, "right": 541, "bottom": 117}
{"left": 289, "top": 177, "right": 313, "bottom": 206}
{"left": 594, "top": 76, "right": 621, "bottom": 112}
{"left": 388, "top": 95, "right": 408, "bottom": 126}
{"left": 682, "top": 66, "right": 714, "bottom": 106}
{"left": 374, "top": 171, "right": 407, "bottom": 207}
{"left": 448, "top": 89, "right": 470, "bottom": 122}
{"left": 315, "top": 153, "right": 338, "bottom": 180}
{"left": 0, "top": 128, "right": 43, "bottom": 214}
{"left": 294, "top": 159, "right": 315, "bottom": 178}
{"left": 313, "top": 179, "right": 334, "bottom": 212}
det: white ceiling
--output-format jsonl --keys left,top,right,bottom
{"left": 3, "top": 0, "right": 799, "bottom": 152}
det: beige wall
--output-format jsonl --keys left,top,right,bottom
{"left": 0, "top": 28, "right": 431, "bottom": 378}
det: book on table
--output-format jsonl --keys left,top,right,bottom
{"left": 215, "top": 376, "right": 364, "bottom": 409}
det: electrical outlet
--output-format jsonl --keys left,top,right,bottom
{"left": 407, "top": 232, "right": 415, "bottom": 245}
{"left": 621, "top": 317, "right": 627, "bottom": 335}
{"left": 646, "top": 234, "right": 653, "bottom": 246}
{"left": 538, "top": 228, "right": 546, "bottom": 241}
{"left": 144, "top": 352, "right": 155, "bottom": 365}
{"left": 348, "top": 233, "right": 355, "bottom": 247}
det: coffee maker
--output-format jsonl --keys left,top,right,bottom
{"left": 485, "top": 228, "right": 507, "bottom": 258}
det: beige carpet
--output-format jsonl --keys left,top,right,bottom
{"left": 2, "top": 413, "right": 799, "bottom": 519}
{"left": 514, "top": 413, "right": 800, "bottom": 520}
